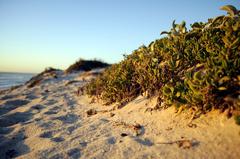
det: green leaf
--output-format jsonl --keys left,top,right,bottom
{"left": 193, "top": 71, "right": 202, "bottom": 81}
{"left": 163, "top": 85, "right": 174, "bottom": 96}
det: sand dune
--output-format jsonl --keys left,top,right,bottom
{"left": 0, "top": 70, "right": 239, "bottom": 159}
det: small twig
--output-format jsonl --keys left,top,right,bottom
{"left": 112, "top": 121, "right": 142, "bottom": 136}
{"left": 157, "top": 139, "right": 198, "bottom": 149}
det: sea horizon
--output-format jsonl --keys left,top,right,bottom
{"left": 0, "top": 71, "right": 38, "bottom": 74}
{"left": 0, "top": 72, "right": 36, "bottom": 90}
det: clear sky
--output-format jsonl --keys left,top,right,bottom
{"left": 0, "top": 0, "right": 239, "bottom": 73}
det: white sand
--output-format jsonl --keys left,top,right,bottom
{"left": 0, "top": 70, "right": 239, "bottom": 159}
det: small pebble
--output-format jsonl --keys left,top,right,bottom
{"left": 121, "top": 133, "right": 128, "bottom": 137}
{"left": 109, "top": 113, "right": 115, "bottom": 117}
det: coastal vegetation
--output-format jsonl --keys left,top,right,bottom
{"left": 26, "top": 67, "right": 60, "bottom": 88}
{"left": 65, "top": 58, "right": 110, "bottom": 74}
{"left": 84, "top": 5, "right": 240, "bottom": 124}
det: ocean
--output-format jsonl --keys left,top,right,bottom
{"left": 0, "top": 72, "right": 36, "bottom": 90}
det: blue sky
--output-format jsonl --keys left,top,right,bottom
{"left": 0, "top": 0, "right": 239, "bottom": 73}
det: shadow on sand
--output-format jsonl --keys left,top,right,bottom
{"left": 0, "top": 99, "right": 30, "bottom": 116}
{"left": 0, "top": 108, "right": 33, "bottom": 158}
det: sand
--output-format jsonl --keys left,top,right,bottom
{"left": 0, "top": 69, "right": 239, "bottom": 159}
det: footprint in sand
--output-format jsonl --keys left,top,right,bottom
{"left": 0, "top": 127, "right": 13, "bottom": 135}
{"left": 44, "top": 106, "right": 61, "bottom": 115}
{"left": 0, "top": 99, "right": 30, "bottom": 116}
{"left": 31, "top": 104, "right": 45, "bottom": 110}
{"left": 39, "top": 131, "right": 65, "bottom": 143}
{"left": 67, "top": 125, "right": 79, "bottom": 134}
{"left": 24, "top": 94, "right": 38, "bottom": 100}
{"left": 67, "top": 148, "right": 81, "bottom": 159}
{"left": 0, "top": 94, "right": 16, "bottom": 100}
{"left": 0, "top": 129, "right": 29, "bottom": 158}
{"left": 38, "top": 121, "right": 56, "bottom": 129}
{"left": 0, "top": 111, "right": 33, "bottom": 127}
{"left": 107, "top": 137, "right": 116, "bottom": 145}
{"left": 133, "top": 137, "right": 153, "bottom": 146}
{"left": 30, "top": 104, "right": 45, "bottom": 114}
{"left": 4, "top": 99, "right": 29, "bottom": 106}
{"left": 63, "top": 98, "right": 76, "bottom": 108}
{"left": 65, "top": 123, "right": 81, "bottom": 135}
{"left": 53, "top": 114, "right": 79, "bottom": 124}
{"left": 51, "top": 137, "right": 65, "bottom": 142}
{"left": 39, "top": 131, "right": 53, "bottom": 138}
{"left": 44, "top": 99, "right": 58, "bottom": 106}
{"left": 43, "top": 148, "right": 81, "bottom": 159}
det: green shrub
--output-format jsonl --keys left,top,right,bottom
{"left": 84, "top": 5, "right": 240, "bottom": 117}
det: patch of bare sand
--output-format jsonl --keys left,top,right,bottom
{"left": 0, "top": 70, "right": 239, "bottom": 159}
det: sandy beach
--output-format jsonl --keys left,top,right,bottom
{"left": 0, "top": 69, "right": 239, "bottom": 159}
